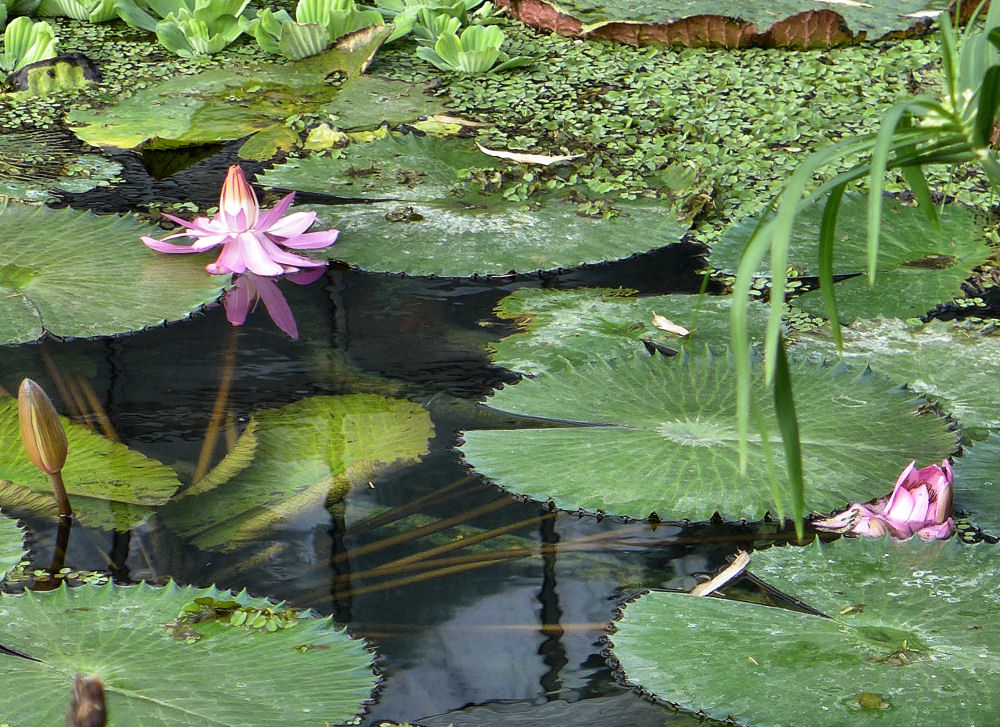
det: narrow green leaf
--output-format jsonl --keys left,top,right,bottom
{"left": 817, "top": 184, "right": 844, "bottom": 351}
{"left": 772, "top": 334, "right": 803, "bottom": 536}
{"left": 975, "top": 65, "right": 1000, "bottom": 146}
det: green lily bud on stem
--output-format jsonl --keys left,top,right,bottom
{"left": 18, "top": 378, "right": 72, "bottom": 518}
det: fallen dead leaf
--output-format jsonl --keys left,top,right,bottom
{"left": 476, "top": 143, "right": 584, "bottom": 165}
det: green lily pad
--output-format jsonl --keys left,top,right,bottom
{"left": 161, "top": 394, "right": 434, "bottom": 551}
{"left": 459, "top": 353, "right": 957, "bottom": 521}
{"left": 610, "top": 536, "right": 1000, "bottom": 727}
{"left": 712, "top": 194, "right": 992, "bottom": 322}
{"left": 65, "top": 30, "right": 434, "bottom": 160}
{"left": 501, "top": 0, "right": 953, "bottom": 48}
{"left": 0, "top": 396, "right": 182, "bottom": 530}
{"left": 0, "top": 512, "right": 27, "bottom": 582}
{"left": 489, "top": 288, "right": 770, "bottom": 375}
{"left": 0, "top": 203, "right": 225, "bottom": 344}
{"left": 795, "top": 317, "right": 1000, "bottom": 431}
{"left": 0, "top": 129, "right": 121, "bottom": 202}
{"left": 257, "top": 133, "right": 499, "bottom": 201}
{"left": 952, "top": 434, "right": 1000, "bottom": 537}
{"left": 320, "top": 75, "right": 449, "bottom": 130}
{"left": 0, "top": 580, "right": 377, "bottom": 726}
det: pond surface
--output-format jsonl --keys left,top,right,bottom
{"left": 3, "top": 150, "right": 789, "bottom": 727}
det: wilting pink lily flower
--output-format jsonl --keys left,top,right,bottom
{"left": 142, "top": 165, "right": 338, "bottom": 277}
{"left": 813, "top": 460, "right": 955, "bottom": 540}
{"left": 224, "top": 269, "right": 326, "bottom": 340}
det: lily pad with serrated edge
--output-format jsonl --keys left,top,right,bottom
{"left": 489, "top": 288, "right": 770, "bottom": 376}
{"left": 952, "top": 434, "right": 1000, "bottom": 538}
{"left": 160, "top": 394, "right": 434, "bottom": 551}
{"left": 0, "top": 580, "right": 378, "bottom": 727}
{"left": 0, "top": 129, "right": 121, "bottom": 202}
{"left": 499, "top": 0, "right": 960, "bottom": 48}
{"left": 260, "top": 136, "right": 691, "bottom": 276}
{"left": 0, "top": 511, "right": 27, "bottom": 582}
{"left": 712, "top": 194, "right": 992, "bottom": 323}
{"left": 609, "top": 536, "right": 1000, "bottom": 727}
{"left": 459, "top": 352, "right": 957, "bottom": 522}
{"left": 795, "top": 317, "right": 1000, "bottom": 432}
{"left": 0, "top": 396, "right": 182, "bottom": 531}
{"left": 0, "top": 203, "right": 225, "bottom": 344}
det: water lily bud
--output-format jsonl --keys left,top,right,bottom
{"left": 18, "top": 378, "right": 68, "bottom": 475}
{"left": 219, "top": 164, "right": 259, "bottom": 231}
{"left": 67, "top": 675, "right": 107, "bottom": 727}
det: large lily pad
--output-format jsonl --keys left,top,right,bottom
{"left": 0, "top": 203, "right": 225, "bottom": 344}
{"left": 499, "top": 0, "right": 953, "bottom": 48}
{"left": 952, "top": 434, "right": 1000, "bottom": 538}
{"left": 610, "top": 536, "right": 1000, "bottom": 727}
{"left": 0, "top": 397, "right": 182, "bottom": 530}
{"left": 0, "top": 512, "right": 27, "bottom": 582}
{"left": 65, "top": 30, "right": 442, "bottom": 161}
{"left": 0, "top": 580, "right": 377, "bottom": 726}
{"left": 795, "top": 317, "right": 1000, "bottom": 432}
{"left": 459, "top": 353, "right": 957, "bottom": 521}
{"left": 261, "top": 136, "right": 692, "bottom": 276}
{"left": 712, "top": 194, "right": 992, "bottom": 322}
{"left": 489, "top": 288, "right": 770, "bottom": 375}
{"left": 161, "top": 394, "right": 434, "bottom": 551}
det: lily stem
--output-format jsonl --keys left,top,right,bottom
{"left": 48, "top": 470, "right": 72, "bottom": 518}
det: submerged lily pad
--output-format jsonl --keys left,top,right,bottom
{"left": 489, "top": 288, "right": 769, "bottom": 375}
{"left": 161, "top": 395, "right": 434, "bottom": 551}
{"left": 0, "top": 129, "right": 121, "bottom": 202}
{"left": 0, "top": 397, "right": 182, "bottom": 530}
{"left": 0, "top": 203, "right": 225, "bottom": 344}
{"left": 500, "top": 0, "right": 952, "bottom": 48}
{"left": 66, "top": 30, "right": 442, "bottom": 161}
{"left": 712, "top": 194, "right": 991, "bottom": 322}
{"left": 0, "top": 580, "right": 377, "bottom": 726}
{"left": 261, "top": 135, "right": 692, "bottom": 276}
{"left": 952, "top": 434, "right": 1000, "bottom": 538}
{"left": 460, "top": 353, "right": 956, "bottom": 521}
{"left": 610, "top": 536, "right": 1000, "bottom": 727}
{"left": 795, "top": 317, "right": 1000, "bottom": 432}
{"left": 0, "top": 512, "right": 27, "bottom": 582}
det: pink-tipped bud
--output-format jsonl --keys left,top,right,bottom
{"left": 67, "top": 675, "right": 107, "bottom": 727}
{"left": 18, "top": 379, "right": 68, "bottom": 476}
{"left": 219, "top": 165, "right": 259, "bottom": 231}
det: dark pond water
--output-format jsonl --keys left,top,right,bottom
{"left": 6, "top": 148, "right": 801, "bottom": 727}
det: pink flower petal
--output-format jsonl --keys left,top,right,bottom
{"left": 253, "top": 274, "right": 298, "bottom": 339}
{"left": 224, "top": 275, "right": 256, "bottom": 325}
{"left": 287, "top": 267, "right": 327, "bottom": 285}
{"left": 273, "top": 229, "right": 339, "bottom": 250}
{"left": 142, "top": 236, "right": 203, "bottom": 254}
{"left": 256, "top": 192, "right": 296, "bottom": 229}
{"left": 883, "top": 484, "right": 918, "bottom": 524}
{"left": 915, "top": 518, "right": 955, "bottom": 540}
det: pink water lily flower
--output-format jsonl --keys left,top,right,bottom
{"left": 142, "top": 165, "right": 337, "bottom": 277}
{"left": 224, "top": 269, "right": 326, "bottom": 340}
{"left": 813, "top": 460, "right": 955, "bottom": 540}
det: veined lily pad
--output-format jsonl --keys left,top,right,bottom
{"left": 0, "top": 512, "right": 27, "bottom": 582}
{"left": 0, "top": 580, "right": 377, "bottom": 726}
{"left": 260, "top": 136, "right": 692, "bottom": 276}
{"left": 0, "top": 203, "right": 225, "bottom": 344}
{"left": 161, "top": 394, "right": 434, "bottom": 551}
{"left": 0, "top": 397, "right": 182, "bottom": 530}
{"left": 712, "top": 194, "right": 991, "bottom": 323}
{"left": 952, "top": 434, "right": 1000, "bottom": 538}
{"left": 65, "top": 30, "right": 443, "bottom": 161}
{"left": 499, "top": 0, "right": 954, "bottom": 48}
{"left": 489, "top": 288, "right": 769, "bottom": 375}
{"left": 610, "top": 537, "right": 1000, "bottom": 727}
{"left": 795, "top": 317, "right": 1000, "bottom": 432}
{"left": 459, "top": 353, "right": 957, "bottom": 521}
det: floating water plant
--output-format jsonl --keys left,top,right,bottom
{"left": 251, "top": 0, "right": 383, "bottom": 60}
{"left": 36, "top": 0, "right": 116, "bottom": 22}
{"left": 416, "top": 23, "right": 531, "bottom": 73}
{"left": 0, "top": 16, "right": 56, "bottom": 73}
{"left": 113, "top": 0, "right": 252, "bottom": 57}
